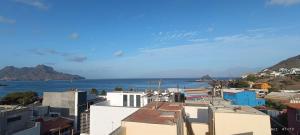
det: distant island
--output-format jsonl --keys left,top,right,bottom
{"left": 0, "top": 65, "right": 85, "bottom": 81}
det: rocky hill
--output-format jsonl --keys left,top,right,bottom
{"left": 269, "top": 55, "right": 300, "bottom": 71}
{"left": 0, "top": 65, "right": 85, "bottom": 81}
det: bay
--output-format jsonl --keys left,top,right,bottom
{"left": 0, "top": 78, "right": 210, "bottom": 96}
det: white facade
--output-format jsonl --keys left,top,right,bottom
{"left": 90, "top": 105, "right": 138, "bottom": 135}
{"left": 106, "top": 91, "right": 149, "bottom": 107}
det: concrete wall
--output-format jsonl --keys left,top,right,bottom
{"left": 43, "top": 91, "right": 76, "bottom": 115}
{"left": 121, "top": 121, "right": 177, "bottom": 135}
{"left": 0, "top": 107, "right": 32, "bottom": 135}
{"left": 42, "top": 91, "right": 87, "bottom": 132}
{"left": 184, "top": 106, "right": 208, "bottom": 123}
{"left": 184, "top": 123, "right": 208, "bottom": 135}
{"left": 90, "top": 105, "right": 138, "bottom": 135}
{"left": 12, "top": 122, "right": 40, "bottom": 135}
{"left": 213, "top": 112, "right": 271, "bottom": 135}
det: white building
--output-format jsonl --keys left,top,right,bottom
{"left": 106, "top": 91, "right": 151, "bottom": 107}
{"left": 89, "top": 104, "right": 138, "bottom": 135}
{"left": 270, "top": 71, "right": 283, "bottom": 77}
{"left": 89, "top": 91, "right": 152, "bottom": 135}
{"left": 290, "top": 68, "right": 300, "bottom": 75}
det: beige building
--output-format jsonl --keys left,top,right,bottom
{"left": 111, "top": 101, "right": 271, "bottom": 135}
{"left": 208, "top": 105, "right": 271, "bottom": 135}
{"left": 120, "top": 102, "right": 184, "bottom": 135}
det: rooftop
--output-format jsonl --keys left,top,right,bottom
{"left": 39, "top": 117, "right": 73, "bottom": 134}
{"left": 0, "top": 105, "right": 27, "bottom": 112}
{"left": 222, "top": 89, "right": 244, "bottom": 93}
{"left": 211, "top": 105, "right": 267, "bottom": 115}
{"left": 123, "top": 102, "right": 183, "bottom": 125}
{"left": 108, "top": 91, "right": 145, "bottom": 94}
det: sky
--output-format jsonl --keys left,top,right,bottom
{"left": 0, "top": 0, "right": 300, "bottom": 79}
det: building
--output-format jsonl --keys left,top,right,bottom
{"left": 184, "top": 104, "right": 209, "bottom": 135}
{"left": 286, "top": 103, "right": 300, "bottom": 135}
{"left": 106, "top": 91, "right": 150, "bottom": 107}
{"left": 42, "top": 90, "right": 87, "bottom": 132}
{"left": 120, "top": 102, "right": 185, "bottom": 135}
{"left": 80, "top": 110, "right": 90, "bottom": 135}
{"left": 252, "top": 83, "right": 271, "bottom": 90}
{"left": 265, "top": 92, "right": 298, "bottom": 103}
{"left": 89, "top": 103, "right": 139, "bottom": 135}
{"left": 38, "top": 117, "right": 74, "bottom": 135}
{"left": 0, "top": 105, "right": 40, "bottom": 135}
{"left": 223, "top": 89, "right": 265, "bottom": 107}
{"left": 208, "top": 105, "right": 272, "bottom": 135}
{"left": 291, "top": 68, "right": 300, "bottom": 75}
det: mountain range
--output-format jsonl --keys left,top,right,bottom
{"left": 0, "top": 65, "right": 85, "bottom": 81}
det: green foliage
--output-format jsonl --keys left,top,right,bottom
{"left": 229, "top": 80, "right": 250, "bottom": 88}
{"left": 265, "top": 100, "right": 287, "bottom": 110}
{"left": 90, "top": 88, "right": 98, "bottom": 95}
{"left": 245, "top": 74, "right": 258, "bottom": 82}
{"left": 2, "top": 91, "right": 38, "bottom": 105}
{"left": 114, "top": 86, "right": 123, "bottom": 91}
{"left": 99, "top": 90, "right": 107, "bottom": 95}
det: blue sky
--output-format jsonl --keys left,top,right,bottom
{"left": 0, "top": 0, "right": 300, "bottom": 78}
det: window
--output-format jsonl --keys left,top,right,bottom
{"left": 7, "top": 115, "right": 21, "bottom": 123}
{"left": 130, "top": 95, "right": 134, "bottom": 107}
{"left": 136, "top": 95, "right": 141, "bottom": 107}
{"left": 123, "top": 95, "right": 128, "bottom": 107}
{"left": 296, "top": 109, "right": 300, "bottom": 122}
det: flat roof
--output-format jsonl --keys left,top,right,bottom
{"left": 222, "top": 89, "right": 244, "bottom": 93}
{"left": 108, "top": 91, "right": 145, "bottom": 94}
{"left": 211, "top": 105, "right": 267, "bottom": 115}
{"left": 0, "top": 105, "right": 27, "bottom": 112}
{"left": 123, "top": 102, "right": 183, "bottom": 125}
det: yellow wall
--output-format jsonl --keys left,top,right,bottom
{"left": 213, "top": 113, "right": 271, "bottom": 135}
{"left": 253, "top": 83, "right": 271, "bottom": 90}
{"left": 121, "top": 121, "right": 177, "bottom": 135}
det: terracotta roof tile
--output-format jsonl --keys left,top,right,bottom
{"left": 123, "top": 102, "right": 183, "bottom": 125}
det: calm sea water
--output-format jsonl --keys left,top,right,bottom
{"left": 0, "top": 78, "right": 210, "bottom": 96}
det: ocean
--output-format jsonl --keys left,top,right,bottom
{"left": 0, "top": 78, "right": 210, "bottom": 97}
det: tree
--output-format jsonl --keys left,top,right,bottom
{"left": 2, "top": 91, "right": 38, "bottom": 105}
{"left": 228, "top": 80, "right": 250, "bottom": 88}
{"left": 90, "top": 88, "right": 98, "bottom": 95}
{"left": 114, "top": 87, "right": 123, "bottom": 91}
{"left": 99, "top": 90, "right": 107, "bottom": 95}
{"left": 245, "top": 74, "right": 258, "bottom": 82}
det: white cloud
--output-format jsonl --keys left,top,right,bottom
{"left": 67, "top": 56, "right": 87, "bottom": 63}
{"left": 69, "top": 32, "right": 80, "bottom": 40}
{"left": 113, "top": 50, "right": 124, "bottom": 57}
{"left": 267, "top": 0, "right": 300, "bottom": 6}
{"left": 207, "top": 27, "right": 214, "bottom": 32}
{"left": 155, "top": 31, "right": 198, "bottom": 42}
{"left": 30, "top": 48, "right": 87, "bottom": 63}
{"left": 0, "top": 16, "right": 16, "bottom": 24}
{"left": 15, "top": 0, "right": 49, "bottom": 10}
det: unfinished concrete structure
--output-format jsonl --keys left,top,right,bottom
{"left": 42, "top": 90, "right": 87, "bottom": 132}
{"left": 0, "top": 105, "right": 38, "bottom": 135}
